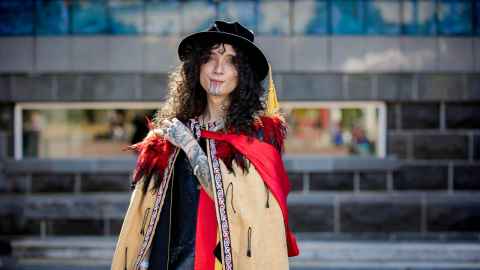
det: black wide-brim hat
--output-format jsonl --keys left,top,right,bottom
{"left": 178, "top": 20, "right": 269, "bottom": 81}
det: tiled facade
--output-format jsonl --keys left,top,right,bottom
{"left": 0, "top": 1, "right": 479, "bottom": 241}
{"left": 0, "top": 69, "right": 479, "bottom": 238}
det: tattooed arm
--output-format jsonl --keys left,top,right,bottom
{"left": 157, "top": 118, "right": 214, "bottom": 198}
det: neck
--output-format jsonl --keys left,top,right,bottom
{"left": 202, "top": 95, "right": 229, "bottom": 123}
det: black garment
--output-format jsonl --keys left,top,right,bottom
{"left": 148, "top": 139, "right": 206, "bottom": 270}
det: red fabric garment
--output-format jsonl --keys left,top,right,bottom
{"left": 200, "top": 130, "right": 300, "bottom": 257}
{"left": 214, "top": 116, "right": 287, "bottom": 174}
{"left": 129, "top": 116, "right": 298, "bottom": 270}
{"left": 194, "top": 189, "right": 217, "bottom": 270}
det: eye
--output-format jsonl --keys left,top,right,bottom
{"left": 226, "top": 55, "right": 235, "bottom": 64}
{"left": 201, "top": 54, "right": 212, "bottom": 64}
{"left": 209, "top": 54, "right": 218, "bottom": 62}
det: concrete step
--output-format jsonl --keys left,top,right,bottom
{"left": 290, "top": 240, "right": 480, "bottom": 269}
{"left": 12, "top": 237, "right": 115, "bottom": 262}
{"left": 9, "top": 236, "right": 480, "bottom": 270}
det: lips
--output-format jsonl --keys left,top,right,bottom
{"left": 210, "top": 79, "right": 223, "bottom": 87}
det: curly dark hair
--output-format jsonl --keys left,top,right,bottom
{"left": 154, "top": 40, "right": 266, "bottom": 136}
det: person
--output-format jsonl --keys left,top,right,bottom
{"left": 110, "top": 20, "right": 299, "bottom": 270}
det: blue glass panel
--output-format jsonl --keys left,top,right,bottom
{"left": 258, "top": 0, "right": 290, "bottom": 35}
{"left": 366, "top": 0, "right": 401, "bottom": 35}
{"left": 72, "top": 0, "right": 108, "bottom": 34}
{"left": 35, "top": 0, "right": 69, "bottom": 35}
{"left": 402, "top": 0, "right": 436, "bottom": 35}
{"left": 182, "top": 0, "right": 216, "bottom": 34}
{"left": 477, "top": 0, "right": 480, "bottom": 35}
{"left": 218, "top": 0, "right": 256, "bottom": 32}
{"left": 0, "top": 0, "right": 34, "bottom": 35}
{"left": 145, "top": 1, "right": 181, "bottom": 35}
{"left": 293, "top": 0, "right": 328, "bottom": 35}
{"left": 331, "top": 0, "right": 365, "bottom": 34}
{"left": 109, "top": 0, "right": 143, "bottom": 35}
{"left": 437, "top": 0, "right": 473, "bottom": 35}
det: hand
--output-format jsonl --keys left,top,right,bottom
{"left": 154, "top": 118, "right": 196, "bottom": 149}
{"left": 155, "top": 117, "right": 214, "bottom": 198}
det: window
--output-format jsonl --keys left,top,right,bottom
{"left": 402, "top": 0, "right": 436, "bottom": 35}
{"left": 331, "top": 0, "right": 365, "bottom": 34}
{"left": 182, "top": 0, "right": 216, "bottom": 34}
{"left": 258, "top": 0, "right": 290, "bottom": 35}
{"left": 477, "top": 0, "right": 480, "bottom": 35}
{"left": 283, "top": 102, "right": 386, "bottom": 157}
{"left": 293, "top": 0, "right": 329, "bottom": 35}
{"left": 1, "top": 0, "right": 480, "bottom": 37}
{"left": 0, "top": 0, "right": 34, "bottom": 35}
{"left": 35, "top": 0, "right": 69, "bottom": 35}
{"left": 109, "top": 0, "right": 144, "bottom": 35}
{"left": 16, "top": 103, "right": 158, "bottom": 159}
{"left": 15, "top": 102, "right": 386, "bottom": 159}
{"left": 71, "top": 0, "right": 109, "bottom": 35}
{"left": 437, "top": 0, "right": 473, "bottom": 35}
{"left": 218, "top": 0, "right": 256, "bottom": 33}
{"left": 366, "top": 0, "right": 401, "bottom": 35}
{"left": 145, "top": 1, "right": 181, "bottom": 35}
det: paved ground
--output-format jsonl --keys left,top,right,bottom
{"left": 11, "top": 260, "right": 480, "bottom": 270}
{"left": 6, "top": 237, "right": 480, "bottom": 270}
{"left": 13, "top": 265, "right": 480, "bottom": 270}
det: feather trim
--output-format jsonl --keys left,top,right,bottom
{"left": 127, "top": 116, "right": 287, "bottom": 186}
{"left": 127, "top": 118, "right": 174, "bottom": 187}
{"left": 215, "top": 115, "right": 287, "bottom": 173}
{"left": 255, "top": 115, "right": 287, "bottom": 153}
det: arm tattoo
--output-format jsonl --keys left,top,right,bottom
{"left": 167, "top": 120, "right": 195, "bottom": 149}
{"left": 184, "top": 140, "right": 214, "bottom": 198}
{"left": 165, "top": 118, "right": 224, "bottom": 199}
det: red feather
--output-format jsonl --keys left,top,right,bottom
{"left": 127, "top": 118, "right": 174, "bottom": 187}
{"left": 255, "top": 115, "right": 287, "bottom": 153}
{"left": 127, "top": 115, "right": 287, "bottom": 185}
{"left": 215, "top": 140, "right": 236, "bottom": 171}
{"left": 214, "top": 115, "right": 287, "bottom": 173}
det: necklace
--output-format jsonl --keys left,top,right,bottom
{"left": 198, "top": 115, "right": 224, "bottom": 131}
{"left": 198, "top": 115, "right": 209, "bottom": 129}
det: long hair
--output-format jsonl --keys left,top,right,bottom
{"left": 154, "top": 40, "right": 266, "bottom": 136}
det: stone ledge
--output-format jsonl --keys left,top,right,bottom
{"left": 4, "top": 159, "right": 136, "bottom": 174}
{"left": 0, "top": 193, "right": 129, "bottom": 218}
{"left": 288, "top": 191, "right": 480, "bottom": 202}
{"left": 295, "top": 232, "right": 480, "bottom": 242}
{"left": 1, "top": 192, "right": 479, "bottom": 236}
{"left": 4, "top": 156, "right": 400, "bottom": 174}
{"left": 9, "top": 237, "right": 480, "bottom": 269}
{"left": 12, "top": 237, "right": 115, "bottom": 262}
{"left": 2, "top": 191, "right": 479, "bottom": 214}
{"left": 2, "top": 72, "right": 480, "bottom": 103}
{"left": 294, "top": 241, "right": 480, "bottom": 263}
{"left": 280, "top": 156, "right": 399, "bottom": 172}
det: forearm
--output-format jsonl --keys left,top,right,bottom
{"left": 157, "top": 117, "right": 221, "bottom": 198}
{"left": 183, "top": 139, "right": 214, "bottom": 198}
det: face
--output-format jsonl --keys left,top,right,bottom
{"left": 199, "top": 43, "right": 239, "bottom": 98}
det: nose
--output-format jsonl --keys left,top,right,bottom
{"left": 213, "top": 59, "right": 224, "bottom": 75}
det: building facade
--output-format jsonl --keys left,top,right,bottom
{"left": 0, "top": 0, "right": 479, "bottom": 244}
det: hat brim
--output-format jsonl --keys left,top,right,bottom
{"left": 178, "top": 31, "right": 269, "bottom": 81}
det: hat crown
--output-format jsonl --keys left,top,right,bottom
{"left": 178, "top": 20, "right": 268, "bottom": 80}
{"left": 208, "top": 20, "right": 254, "bottom": 42}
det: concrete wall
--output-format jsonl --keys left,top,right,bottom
{"left": 0, "top": 35, "right": 479, "bottom": 239}
{"left": 0, "top": 36, "right": 479, "bottom": 73}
